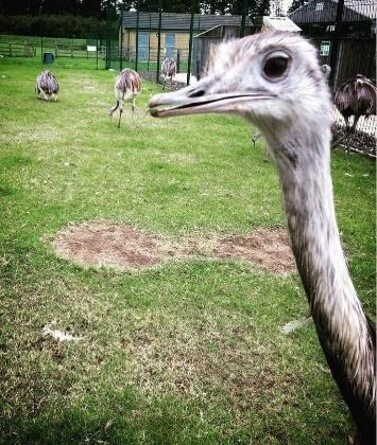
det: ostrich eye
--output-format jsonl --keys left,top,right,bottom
{"left": 263, "top": 52, "right": 290, "bottom": 80}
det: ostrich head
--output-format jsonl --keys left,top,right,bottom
{"left": 149, "top": 32, "right": 334, "bottom": 167}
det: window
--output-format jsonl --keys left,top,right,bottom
{"left": 320, "top": 40, "right": 330, "bottom": 56}
{"left": 165, "top": 33, "right": 175, "bottom": 58}
{"left": 137, "top": 33, "right": 148, "bottom": 62}
{"left": 315, "top": 2, "right": 324, "bottom": 11}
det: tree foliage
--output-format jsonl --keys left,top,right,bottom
{"left": 0, "top": 0, "right": 270, "bottom": 17}
{"left": 0, "top": 0, "right": 271, "bottom": 39}
{"left": 127, "top": 0, "right": 270, "bottom": 16}
{"left": 0, "top": 13, "right": 106, "bottom": 37}
{"left": 287, "top": 0, "right": 308, "bottom": 14}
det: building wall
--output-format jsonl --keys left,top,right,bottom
{"left": 121, "top": 29, "right": 190, "bottom": 61}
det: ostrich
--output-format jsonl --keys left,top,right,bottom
{"left": 149, "top": 32, "right": 376, "bottom": 444}
{"left": 333, "top": 74, "right": 376, "bottom": 150}
{"left": 108, "top": 68, "right": 141, "bottom": 128}
{"left": 35, "top": 70, "right": 59, "bottom": 101}
{"left": 161, "top": 57, "right": 177, "bottom": 89}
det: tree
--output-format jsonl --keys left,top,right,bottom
{"left": 202, "top": 0, "right": 231, "bottom": 15}
{"left": 41, "top": 0, "right": 80, "bottom": 15}
{"left": 288, "top": 0, "right": 307, "bottom": 14}
{"left": 0, "top": 0, "right": 42, "bottom": 15}
{"left": 81, "top": 0, "right": 102, "bottom": 17}
{"left": 198, "top": 0, "right": 270, "bottom": 16}
{"left": 101, "top": 0, "right": 118, "bottom": 18}
{"left": 256, "top": 0, "right": 270, "bottom": 15}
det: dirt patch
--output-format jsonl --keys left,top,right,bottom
{"left": 212, "top": 228, "right": 295, "bottom": 274}
{"left": 51, "top": 222, "right": 179, "bottom": 270}
{"left": 51, "top": 222, "right": 296, "bottom": 274}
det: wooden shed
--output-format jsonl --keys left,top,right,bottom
{"left": 289, "top": 0, "right": 376, "bottom": 87}
{"left": 120, "top": 11, "right": 253, "bottom": 66}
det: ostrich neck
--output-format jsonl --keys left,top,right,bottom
{"left": 269, "top": 129, "right": 375, "bottom": 438}
{"left": 276, "top": 140, "right": 353, "bottom": 312}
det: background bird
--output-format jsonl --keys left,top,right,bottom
{"left": 161, "top": 57, "right": 177, "bottom": 89}
{"left": 149, "top": 32, "right": 376, "bottom": 445}
{"left": 333, "top": 74, "right": 376, "bottom": 149}
{"left": 108, "top": 68, "right": 141, "bottom": 128}
{"left": 35, "top": 69, "right": 59, "bottom": 101}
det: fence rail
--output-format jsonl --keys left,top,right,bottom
{"left": 0, "top": 41, "right": 36, "bottom": 57}
{"left": 0, "top": 34, "right": 103, "bottom": 64}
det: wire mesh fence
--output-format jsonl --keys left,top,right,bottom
{"left": 334, "top": 109, "right": 377, "bottom": 137}
{"left": 333, "top": 108, "right": 376, "bottom": 157}
{"left": 0, "top": 34, "right": 105, "bottom": 68}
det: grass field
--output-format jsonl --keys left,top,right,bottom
{"left": 0, "top": 55, "right": 375, "bottom": 445}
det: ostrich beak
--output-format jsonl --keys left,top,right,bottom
{"left": 148, "top": 78, "right": 274, "bottom": 118}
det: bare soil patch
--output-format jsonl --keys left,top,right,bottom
{"left": 51, "top": 222, "right": 180, "bottom": 270}
{"left": 51, "top": 222, "right": 295, "bottom": 274}
{"left": 213, "top": 228, "right": 295, "bottom": 274}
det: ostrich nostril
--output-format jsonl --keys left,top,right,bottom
{"left": 189, "top": 89, "right": 205, "bottom": 98}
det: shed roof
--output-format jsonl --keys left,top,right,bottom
{"left": 121, "top": 11, "right": 253, "bottom": 31}
{"left": 262, "top": 16, "right": 302, "bottom": 32}
{"left": 289, "top": 0, "right": 377, "bottom": 23}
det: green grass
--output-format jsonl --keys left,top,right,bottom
{"left": 0, "top": 55, "right": 375, "bottom": 445}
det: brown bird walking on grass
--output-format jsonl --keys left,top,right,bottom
{"left": 35, "top": 70, "right": 59, "bottom": 101}
{"left": 161, "top": 57, "right": 177, "bottom": 89}
{"left": 333, "top": 74, "right": 376, "bottom": 150}
{"left": 108, "top": 68, "right": 141, "bottom": 128}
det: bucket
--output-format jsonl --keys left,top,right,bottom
{"left": 43, "top": 52, "right": 54, "bottom": 64}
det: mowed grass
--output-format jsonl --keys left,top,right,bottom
{"left": 0, "top": 56, "right": 375, "bottom": 445}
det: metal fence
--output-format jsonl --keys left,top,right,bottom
{"left": 287, "top": 0, "right": 377, "bottom": 152}
{"left": 310, "top": 36, "right": 376, "bottom": 89}
{"left": 0, "top": 35, "right": 38, "bottom": 57}
{"left": 0, "top": 34, "right": 105, "bottom": 68}
{"left": 118, "top": 47, "right": 189, "bottom": 73}
{"left": 334, "top": 109, "right": 377, "bottom": 136}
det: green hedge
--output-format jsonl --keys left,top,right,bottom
{"left": 0, "top": 14, "right": 106, "bottom": 39}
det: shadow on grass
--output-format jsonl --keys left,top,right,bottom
{"left": 1, "top": 389, "right": 218, "bottom": 445}
{"left": 0, "top": 385, "right": 349, "bottom": 445}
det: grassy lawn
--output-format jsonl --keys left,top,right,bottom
{"left": 0, "top": 56, "right": 375, "bottom": 445}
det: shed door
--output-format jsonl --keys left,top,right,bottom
{"left": 138, "top": 33, "right": 148, "bottom": 62}
{"left": 165, "top": 33, "right": 175, "bottom": 58}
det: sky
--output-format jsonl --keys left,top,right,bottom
{"left": 281, "top": 0, "right": 294, "bottom": 13}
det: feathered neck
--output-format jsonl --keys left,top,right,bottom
{"left": 265, "top": 123, "right": 376, "bottom": 443}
